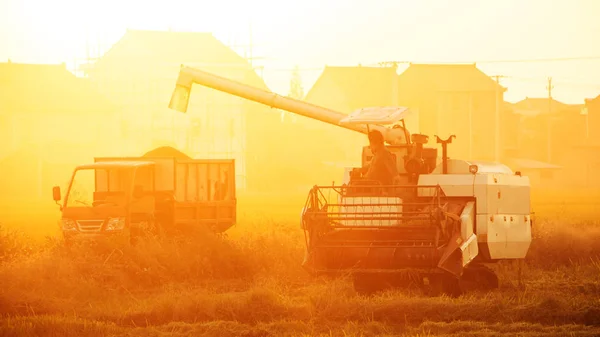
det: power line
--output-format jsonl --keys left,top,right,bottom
{"left": 496, "top": 75, "right": 600, "bottom": 88}
{"left": 263, "top": 54, "right": 600, "bottom": 73}
{"left": 476, "top": 56, "right": 600, "bottom": 64}
{"left": 375, "top": 56, "right": 600, "bottom": 66}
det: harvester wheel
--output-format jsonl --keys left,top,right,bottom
{"left": 460, "top": 264, "right": 499, "bottom": 292}
{"left": 352, "top": 273, "right": 396, "bottom": 295}
{"left": 353, "top": 274, "right": 382, "bottom": 295}
{"left": 426, "top": 273, "right": 463, "bottom": 297}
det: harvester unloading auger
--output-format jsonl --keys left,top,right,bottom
{"left": 168, "top": 65, "right": 533, "bottom": 296}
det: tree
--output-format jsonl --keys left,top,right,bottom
{"left": 282, "top": 65, "right": 304, "bottom": 123}
{"left": 288, "top": 65, "right": 304, "bottom": 99}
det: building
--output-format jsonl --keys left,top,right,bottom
{"left": 499, "top": 101, "right": 522, "bottom": 154}
{"left": 396, "top": 63, "right": 506, "bottom": 162}
{"left": 574, "top": 94, "right": 600, "bottom": 187}
{"left": 584, "top": 94, "right": 600, "bottom": 145}
{"left": 303, "top": 63, "right": 506, "bottom": 168}
{"left": 506, "top": 97, "right": 600, "bottom": 188}
{"left": 82, "top": 29, "right": 285, "bottom": 191}
{"left": 0, "top": 61, "right": 122, "bottom": 201}
{"left": 511, "top": 97, "right": 585, "bottom": 164}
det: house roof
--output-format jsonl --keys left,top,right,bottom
{"left": 508, "top": 158, "right": 562, "bottom": 170}
{"left": 512, "top": 97, "right": 583, "bottom": 116}
{"left": 397, "top": 63, "right": 505, "bottom": 92}
{"left": 78, "top": 160, "right": 155, "bottom": 170}
{"left": 585, "top": 94, "right": 600, "bottom": 105}
{"left": 0, "top": 62, "right": 115, "bottom": 116}
{"left": 86, "top": 29, "right": 267, "bottom": 89}
{"left": 304, "top": 66, "right": 399, "bottom": 110}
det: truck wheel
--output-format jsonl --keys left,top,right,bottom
{"left": 129, "top": 227, "right": 140, "bottom": 246}
{"left": 149, "top": 220, "right": 165, "bottom": 238}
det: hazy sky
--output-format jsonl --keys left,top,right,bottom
{"left": 1, "top": 0, "right": 599, "bottom": 104}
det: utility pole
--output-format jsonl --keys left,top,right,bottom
{"left": 248, "top": 22, "right": 253, "bottom": 68}
{"left": 546, "top": 77, "right": 554, "bottom": 163}
{"left": 492, "top": 75, "right": 503, "bottom": 163}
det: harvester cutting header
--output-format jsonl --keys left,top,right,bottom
{"left": 168, "top": 65, "right": 533, "bottom": 296}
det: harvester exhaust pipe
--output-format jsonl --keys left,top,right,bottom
{"left": 436, "top": 135, "right": 456, "bottom": 174}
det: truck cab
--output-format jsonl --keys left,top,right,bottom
{"left": 53, "top": 160, "right": 157, "bottom": 244}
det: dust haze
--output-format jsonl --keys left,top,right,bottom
{"left": 2, "top": 2, "right": 600, "bottom": 337}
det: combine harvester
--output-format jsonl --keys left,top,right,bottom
{"left": 168, "top": 65, "right": 533, "bottom": 296}
{"left": 52, "top": 146, "right": 236, "bottom": 246}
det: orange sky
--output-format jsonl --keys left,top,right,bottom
{"left": 1, "top": 0, "right": 599, "bottom": 104}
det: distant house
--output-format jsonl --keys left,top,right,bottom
{"left": 511, "top": 97, "right": 585, "bottom": 164}
{"left": 500, "top": 101, "right": 522, "bottom": 154}
{"left": 301, "top": 63, "right": 507, "bottom": 184}
{"left": 505, "top": 158, "right": 562, "bottom": 186}
{"left": 396, "top": 63, "right": 506, "bottom": 162}
{"left": 506, "top": 97, "right": 600, "bottom": 189}
{"left": 83, "top": 29, "right": 286, "bottom": 191}
{"left": 584, "top": 94, "right": 600, "bottom": 145}
{"left": 0, "top": 62, "right": 121, "bottom": 200}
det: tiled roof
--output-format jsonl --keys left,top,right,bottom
{"left": 86, "top": 29, "right": 267, "bottom": 89}
{"left": 512, "top": 97, "right": 583, "bottom": 116}
{"left": 585, "top": 94, "right": 600, "bottom": 104}
{"left": 305, "top": 63, "right": 505, "bottom": 111}
{"left": 304, "top": 66, "right": 399, "bottom": 110}
{"left": 0, "top": 62, "right": 114, "bottom": 116}
{"left": 397, "top": 63, "right": 504, "bottom": 92}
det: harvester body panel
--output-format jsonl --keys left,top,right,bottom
{"left": 418, "top": 162, "right": 531, "bottom": 261}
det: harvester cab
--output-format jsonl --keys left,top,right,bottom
{"left": 338, "top": 106, "right": 439, "bottom": 186}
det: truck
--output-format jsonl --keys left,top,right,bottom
{"left": 52, "top": 146, "right": 236, "bottom": 245}
{"left": 167, "top": 65, "right": 532, "bottom": 296}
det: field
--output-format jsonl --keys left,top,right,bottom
{"left": 1, "top": 192, "right": 600, "bottom": 337}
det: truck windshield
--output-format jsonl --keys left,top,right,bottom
{"left": 65, "top": 167, "right": 133, "bottom": 208}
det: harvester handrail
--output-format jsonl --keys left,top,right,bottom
{"left": 301, "top": 184, "right": 446, "bottom": 230}
{"left": 314, "top": 184, "right": 442, "bottom": 189}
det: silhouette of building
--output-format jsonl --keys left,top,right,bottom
{"left": 506, "top": 97, "right": 599, "bottom": 188}
{"left": 82, "top": 29, "right": 284, "bottom": 191}
{"left": 584, "top": 94, "right": 600, "bottom": 145}
{"left": 511, "top": 97, "right": 585, "bottom": 163}
{"left": 396, "top": 63, "right": 506, "bottom": 162}
{"left": 304, "top": 63, "right": 506, "bottom": 164}
{"left": 0, "top": 62, "right": 121, "bottom": 200}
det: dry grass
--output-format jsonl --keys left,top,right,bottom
{"left": 1, "top": 194, "right": 600, "bottom": 336}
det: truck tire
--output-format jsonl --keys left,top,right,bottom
{"left": 129, "top": 227, "right": 141, "bottom": 245}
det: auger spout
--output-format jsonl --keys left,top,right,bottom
{"left": 169, "top": 65, "right": 409, "bottom": 145}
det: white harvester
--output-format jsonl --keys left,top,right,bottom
{"left": 168, "top": 65, "right": 533, "bottom": 296}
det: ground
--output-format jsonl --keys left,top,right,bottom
{"left": 1, "top": 192, "right": 600, "bottom": 337}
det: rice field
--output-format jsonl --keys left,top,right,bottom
{"left": 1, "top": 191, "right": 599, "bottom": 336}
